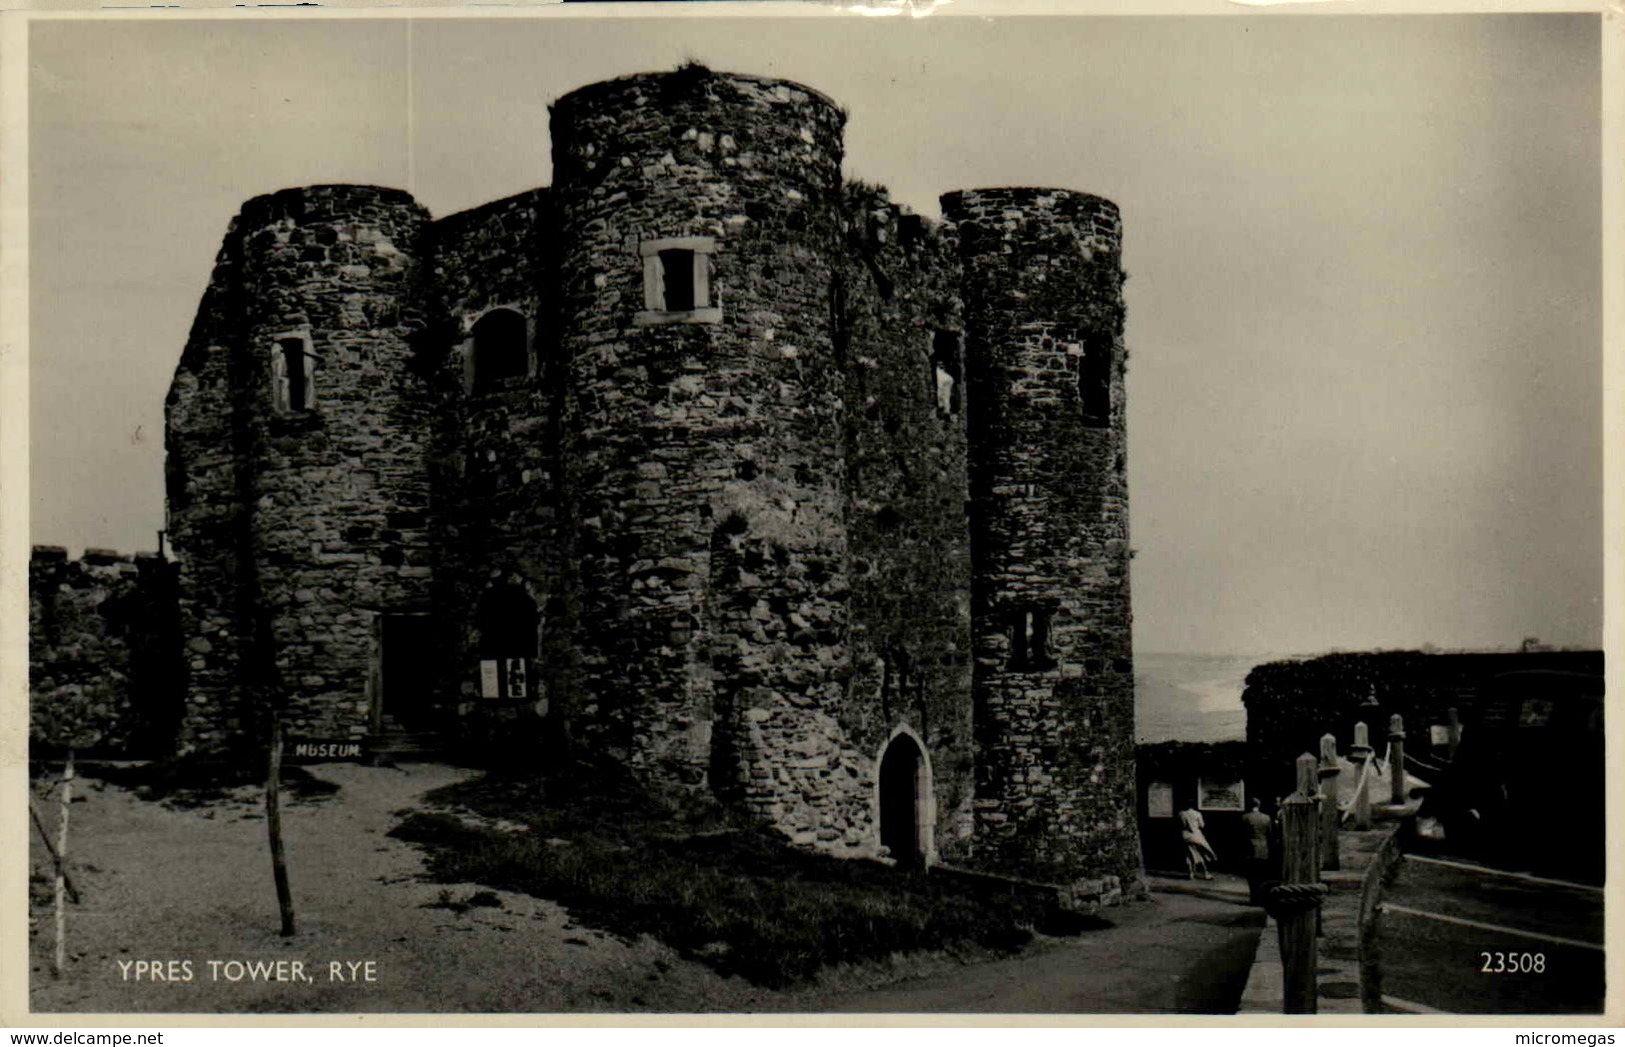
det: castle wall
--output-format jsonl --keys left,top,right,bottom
{"left": 945, "top": 188, "right": 1141, "bottom": 889}
{"left": 1241, "top": 649, "right": 1606, "bottom": 798}
{"left": 549, "top": 69, "right": 862, "bottom": 842}
{"left": 426, "top": 189, "right": 568, "bottom": 749}
{"left": 838, "top": 185, "right": 976, "bottom": 861}
{"left": 1242, "top": 650, "right": 1605, "bottom": 882}
{"left": 157, "top": 69, "right": 1143, "bottom": 877}
{"left": 166, "top": 224, "right": 253, "bottom": 751}
{"left": 30, "top": 547, "right": 180, "bottom": 756}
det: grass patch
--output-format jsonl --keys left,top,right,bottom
{"left": 389, "top": 768, "right": 1057, "bottom": 988}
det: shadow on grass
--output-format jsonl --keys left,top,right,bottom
{"left": 388, "top": 767, "right": 1077, "bottom": 988}
{"left": 79, "top": 752, "right": 340, "bottom": 807}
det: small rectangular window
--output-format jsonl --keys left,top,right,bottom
{"left": 636, "top": 236, "right": 721, "bottom": 326}
{"left": 1007, "top": 607, "right": 1056, "bottom": 671}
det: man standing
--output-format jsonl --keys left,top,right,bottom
{"left": 1241, "top": 797, "right": 1274, "bottom": 904}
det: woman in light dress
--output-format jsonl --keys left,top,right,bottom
{"left": 1179, "top": 805, "right": 1217, "bottom": 880}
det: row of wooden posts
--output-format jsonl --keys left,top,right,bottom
{"left": 1269, "top": 711, "right": 1455, "bottom": 1013}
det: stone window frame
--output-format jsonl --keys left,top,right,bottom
{"left": 634, "top": 236, "right": 722, "bottom": 326}
{"left": 464, "top": 306, "right": 535, "bottom": 395}
{"left": 1007, "top": 605, "right": 1058, "bottom": 672}
{"left": 269, "top": 331, "right": 317, "bottom": 414}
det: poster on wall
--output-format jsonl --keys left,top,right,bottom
{"left": 1147, "top": 781, "right": 1175, "bottom": 819}
{"left": 1197, "top": 778, "right": 1245, "bottom": 812}
{"left": 505, "top": 657, "right": 529, "bottom": 699}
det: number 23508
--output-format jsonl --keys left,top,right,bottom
{"left": 1481, "top": 952, "right": 1545, "bottom": 973}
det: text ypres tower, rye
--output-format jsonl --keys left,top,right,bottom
{"left": 163, "top": 67, "right": 1141, "bottom": 900}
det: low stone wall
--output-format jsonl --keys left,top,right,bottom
{"left": 30, "top": 546, "right": 181, "bottom": 757}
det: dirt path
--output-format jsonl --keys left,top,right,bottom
{"left": 26, "top": 762, "right": 795, "bottom": 1014}
{"left": 815, "top": 878, "right": 1266, "bottom": 1014}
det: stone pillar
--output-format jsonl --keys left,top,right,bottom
{"left": 1348, "top": 721, "right": 1373, "bottom": 831}
{"left": 1318, "top": 732, "right": 1341, "bottom": 871}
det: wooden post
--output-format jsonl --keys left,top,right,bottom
{"left": 267, "top": 713, "right": 295, "bottom": 937}
{"left": 1446, "top": 707, "right": 1461, "bottom": 761}
{"left": 30, "top": 799, "right": 80, "bottom": 903}
{"left": 1318, "top": 733, "right": 1341, "bottom": 871}
{"left": 53, "top": 751, "right": 75, "bottom": 979}
{"left": 1388, "top": 713, "right": 1407, "bottom": 806}
{"left": 1348, "top": 721, "right": 1373, "bottom": 831}
{"left": 1268, "top": 753, "right": 1328, "bottom": 1014}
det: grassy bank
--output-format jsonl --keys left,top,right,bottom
{"left": 390, "top": 771, "right": 1064, "bottom": 987}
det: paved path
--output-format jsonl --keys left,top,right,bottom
{"left": 1372, "top": 855, "right": 1605, "bottom": 1015}
{"left": 826, "top": 875, "right": 1265, "bottom": 1014}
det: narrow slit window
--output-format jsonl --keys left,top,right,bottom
{"left": 1029, "top": 610, "right": 1056, "bottom": 669}
{"left": 1007, "top": 607, "right": 1056, "bottom": 671}
{"left": 1008, "top": 609, "right": 1029, "bottom": 670}
{"left": 931, "top": 330, "right": 962, "bottom": 417}
{"left": 273, "top": 337, "right": 314, "bottom": 413}
{"left": 1080, "top": 334, "right": 1111, "bottom": 428}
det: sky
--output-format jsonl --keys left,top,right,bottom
{"left": 22, "top": 10, "right": 1604, "bottom": 656}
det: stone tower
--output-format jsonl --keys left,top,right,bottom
{"left": 943, "top": 188, "right": 1141, "bottom": 890}
{"left": 161, "top": 70, "right": 1140, "bottom": 892}
{"left": 548, "top": 69, "right": 858, "bottom": 823}
{"left": 166, "top": 185, "right": 434, "bottom": 747}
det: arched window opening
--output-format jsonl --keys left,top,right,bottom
{"left": 1079, "top": 333, "right": 1112, "bottom": 428}
{"left": 476, "top": 584, "right": 538, "bottom": 700}
{"left": 472, "top": 309, "right": 529, "bottom": 392}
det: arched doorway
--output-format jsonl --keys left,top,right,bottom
{"left": 878, "top": 732, "right": 928, "bottom": 867}
{"left": 476, "top": 584, "right": 539, "bottom": 700}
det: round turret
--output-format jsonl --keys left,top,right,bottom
{"left": 233, "top": 184, "right": 436, "bottom": 740}
{"left": 549, "top": 68, "right": 855, "bottom": 807}
{"left": 943, "top": 187, "right": 1140, "bottom": 890}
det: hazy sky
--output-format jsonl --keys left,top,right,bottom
{"left": 25, "top": 11, "right": 1603, "bottom": 655}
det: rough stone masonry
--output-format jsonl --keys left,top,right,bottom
{"left": 155, "top": 66, "right": 1142, "bottom": 898}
